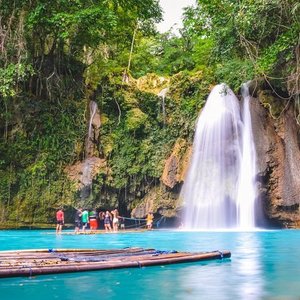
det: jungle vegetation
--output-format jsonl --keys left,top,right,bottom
{"left": 0, "top": 0, "right": 299, "bottom": 225}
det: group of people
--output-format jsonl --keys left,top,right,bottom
{"left": 56, "top": 207, "right": 154, "bottom": 234}
{"left": 99, "top": 209, "right": 124, "bottom": 232}
{"left": 74, "top": 208, "right": 125, "bottom": 234}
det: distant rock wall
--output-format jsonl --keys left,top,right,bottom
{"left": 131, "top": 138, "right": 192, "bottom": 221}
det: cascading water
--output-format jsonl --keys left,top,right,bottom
{"left": 236, "top": 83, "right": 257, "bottom": 228}
{"left": 182, "top": 83, "right": 257, "bottom": 229}
{"left": 85, "top": 100, "right": 99, "bottom": 158}
{"left": 158, "top": 87, "right": 169, "bottom": 124}
{"left": 80, "top": 100, "right": 101, "bottom": 199}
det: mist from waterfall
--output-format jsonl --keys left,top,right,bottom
{"left": 236, "top": 83, "right": 257, "bottom": 228}
{"left": 182, "top": 83, "right": 257, "bottom": 230}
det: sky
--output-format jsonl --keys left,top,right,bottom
{"left": 157, "top": 0, "right": 196, "bottom": 33}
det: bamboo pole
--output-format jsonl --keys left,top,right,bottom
{"left": 0, "top": 250, "right": 231, "bottom": 278}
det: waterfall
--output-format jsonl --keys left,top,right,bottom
{"left": 182, "top": 83, "right": 257, "bottom": 229}
{"left": 158, "top": 87, "right": 169, "bottom": 124}
{"left": 80, "top": 100, "right": 100, "bottom": 198}
{"left": 236, "top": 83, "right": 257, "bottom": 228}
{"left": 85, "top": 100, "right": 98, "bottom": 158}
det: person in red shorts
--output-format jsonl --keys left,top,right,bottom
{"left": 56, "top": 208, "right": 64, "bottom": 234}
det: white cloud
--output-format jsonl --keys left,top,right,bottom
{"left": 157, "top": 0, "right": 196, "bottom": 33}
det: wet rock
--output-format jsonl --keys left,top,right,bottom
{"left": 161, "top": 138, "right": 192, "bottom": 188}
{"left": 131, "top": 185, "right": 180, "bottom": 219}
{"left": 65, "top": 157, "right": 107, "bottom": 189}
{"left": 250, "top": 92, "right": 300, "bottom": 227}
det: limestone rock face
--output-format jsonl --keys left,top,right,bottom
{"left": 250, "top": 95, "right": 300, "bottom": 227}
{"left": 130, "top": 139, "right": 192, "bottom": 221}
{"left": 162, "top": 154, "right": 179, "bottom": 189}
{"left": 136, "top": 73, "right": 169, "bottom": 94}
{"left": 131, "top": 186, "right": 180, "bottom": 219}
{"left": 161, "top": 138, "right": 192, "bottom": 188}
{"left": 85, "top": 101, "right": 101, "bottom": 158}
{"left": 65, "top": 157, "right": 107, "bottom": 189}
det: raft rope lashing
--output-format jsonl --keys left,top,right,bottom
{"left": 216, "top": 250, "right": 224, "bottom": 259}
{"left": 47, "top": 248, "right": 169, "bottom": 263}
{"left": 152, "top": 250, "right": 178, "bottom": 256}
{"left": 21, "top": 264, "right": 33, "bottom": 277}
{"left": 136, "top": 261, "right": 142, "bottom": 268}
{"left": 65, "top": 250, "right": 157, "bottom": 262}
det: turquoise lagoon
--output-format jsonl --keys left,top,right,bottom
{"left": 0, "top": 229, "right": 299, "bottom": 300}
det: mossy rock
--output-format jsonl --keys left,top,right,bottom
{"left": 258, "top": 90, "right": 285, "bottom": 119}
{"left": 136, "top": 73, "right": 169, "bottom": 94}
{"left": 125, "top": 108, "right": 148, "bottom": 131}
{"left": 169, "top": 70, "right": 207, "bottom": 101}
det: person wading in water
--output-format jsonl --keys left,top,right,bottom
{"left": 74, "top": 208, "right": 82, "bottom": 234}
{"left": 111, "top": 209, "right": 119, "bottom": 232}
{"left": 104, "top": 211, "right": 112, "bottom": 233}
{"left": 56, "top": 208, "right": 64, "bottom": 234}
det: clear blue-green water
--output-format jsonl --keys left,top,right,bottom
{"left": 0, "top": 229, "right": 299, "bottom": 300}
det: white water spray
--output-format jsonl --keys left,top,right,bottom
{"left": 182, "top": 83, "right": 257, "bottom": 229}
{"left": 158, "top": 87, "right": 169, "bottom": 124}
{"left": 85, "top": 100, "right": 99, "bottom": 158}
{"left": 81, "top": 101, "right": 100, "bottom": 195}
{"left": 236, "top": 83, "right": 257, "bottom": 228}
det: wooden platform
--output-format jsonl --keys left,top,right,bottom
{"left": 0, "top": 248, "right": 231, "bottom": 278}
{"left": 44, "top": 229, "right": 148, "bottom": 235}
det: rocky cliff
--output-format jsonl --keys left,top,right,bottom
{"left": 136, "top": 82, "right": 300, "bottom": 228}
{"left": 250, "top": 89, "right": 300, "bottom": 227}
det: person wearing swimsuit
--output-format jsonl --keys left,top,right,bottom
{"left": 111, "top": 209, "right": 119, "bottom": 232}
{"left": 104, "top": 211, "right": 112, "bottom": 232}
{"left": 56, "top": 208, "right": 64, "bottom": 234}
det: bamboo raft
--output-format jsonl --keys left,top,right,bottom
{"left": 0, "top": 248, "right": 231, "bottom": 278}
{"left": 44, "top": 229, "right": 148, "bottom": 235}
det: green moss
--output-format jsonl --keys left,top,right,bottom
{"left": 0, "top": 65, "right": 214, "bottom": 226}
{"left": 125, "top": 108, "right": 148, "bottom": 131}
{"left": 258, "top": 90, "right": 285, "bottom": 119}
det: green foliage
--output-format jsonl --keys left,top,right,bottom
{"left": 0, "top": 75, "right": 86, "bottom": 223}
{"left": 184, "top": 0, "right": 300, "bottom": 92}
{"left": 0, "top": 64, "right": 33, "bottom": 98}
{"left": 215, "top": 59, "right": 256, "bottom": 92}
{"left": 94, "top": 68, "right": 212, "bottom": 200}
{"left": 257, "top": 23, "right": 300, "bottom": 74}
{"left": 0, "top": 0, "right": 298, "bottom": 226}
{"left": 125, "top": 108, "right": 148, "bottom": 131}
